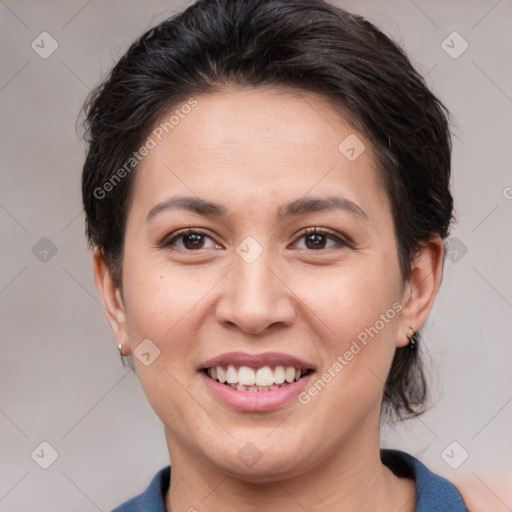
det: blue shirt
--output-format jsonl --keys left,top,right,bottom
{"left": 111, "top": 449, "right": 468, "bottom": 511}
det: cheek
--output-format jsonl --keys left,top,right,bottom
{"left": 120, "top": 260, "right": 209, "bottom": 425}
{"left": 301, "top": 259, "right": 402, "bottom": 404}
{"left": 122, "top": 254, "right": 212, "bottom": 349}
{"left": 309, "top": 261, "right": 401, "bottom": 345}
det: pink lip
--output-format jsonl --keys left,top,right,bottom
{"left": 199, "top": 371, "right": 314, "bottom": 411}
{"left": 200, "top": 351, "right": 315, "bottom": 370}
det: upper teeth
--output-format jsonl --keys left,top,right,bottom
{"left": 207, "top": 365, "right": 305, "bottom": 386}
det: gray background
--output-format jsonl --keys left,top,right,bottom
{"left": 1, "top": 0, "right": 511, "bottom": 510}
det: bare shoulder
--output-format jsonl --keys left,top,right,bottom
{"left": 454, "top": 475, "right": 512, "bottom": 512}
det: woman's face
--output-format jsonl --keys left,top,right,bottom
{"left": 101, "top": 87, "right": 423, "bottom": 480}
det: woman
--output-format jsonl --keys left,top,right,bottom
{"left": 81, "top": 0, "right": 468, "bottom": 510}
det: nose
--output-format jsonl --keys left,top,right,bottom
{"left": 215, "top": 247, "right": 296, "bottom": 335}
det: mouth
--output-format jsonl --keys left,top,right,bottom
{"left": 198, "top": 351, "right": 316, "bottom": 410}
{"left": 201, "top": 365, "right": 314, "bottom": 392}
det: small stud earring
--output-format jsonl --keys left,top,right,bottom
{"left": 118, "top": 343, "right": 123, "bottom": 354}
{"left": 406, "top": 327, "right": 418, "bottom": 351}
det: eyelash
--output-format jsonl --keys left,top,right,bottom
{"left": 161, "top": 227, "right": 350, "bottom": 252}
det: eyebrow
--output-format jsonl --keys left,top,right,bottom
{"left": 145, "top": 195, "right": 367, "bottom": 223}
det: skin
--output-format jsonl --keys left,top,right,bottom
{"left": 94, "top": 87, "right": 444, "bottom": 512}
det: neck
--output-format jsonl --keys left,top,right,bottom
{"left": 164, "top": 423, "right": 416, "bottom": 512}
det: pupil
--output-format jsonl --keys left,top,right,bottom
{"left": 306, "top": 233, "right": 325, "bottom": 249}
{"left": 184, "top": 233, "right": 203, "bottom": 249}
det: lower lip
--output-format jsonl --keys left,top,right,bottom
{"left": 199, "top": 371, "right": 314, "bottom": 411}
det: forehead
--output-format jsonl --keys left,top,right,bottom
{"left": 128, "top": 87, "right": 388, "bottom": 224}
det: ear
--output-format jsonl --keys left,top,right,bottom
{"left": 92, "top": 246, "right": 131, "bottom": 355}
{"left": 397, "top": 234, "right": 444, "bottom": 348}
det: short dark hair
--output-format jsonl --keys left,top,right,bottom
{"left": 80, "top": 0, "right": 453, "bottom": 420}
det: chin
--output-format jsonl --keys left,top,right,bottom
{"left": 207, "top": 440, "right": 314, "bottom": 483}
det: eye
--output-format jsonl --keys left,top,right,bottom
{"left": 292, "top": 227, "right": 349, "bottom": 251}
{"left": 162, "top": 228, "right": 221, "bottom": 251}
{"left": 161, "top": 227, "right": 350, "bottom": 252}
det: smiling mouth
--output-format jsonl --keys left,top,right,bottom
{"left": 202, "top": 365, "right": 314, "bottom": 392}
